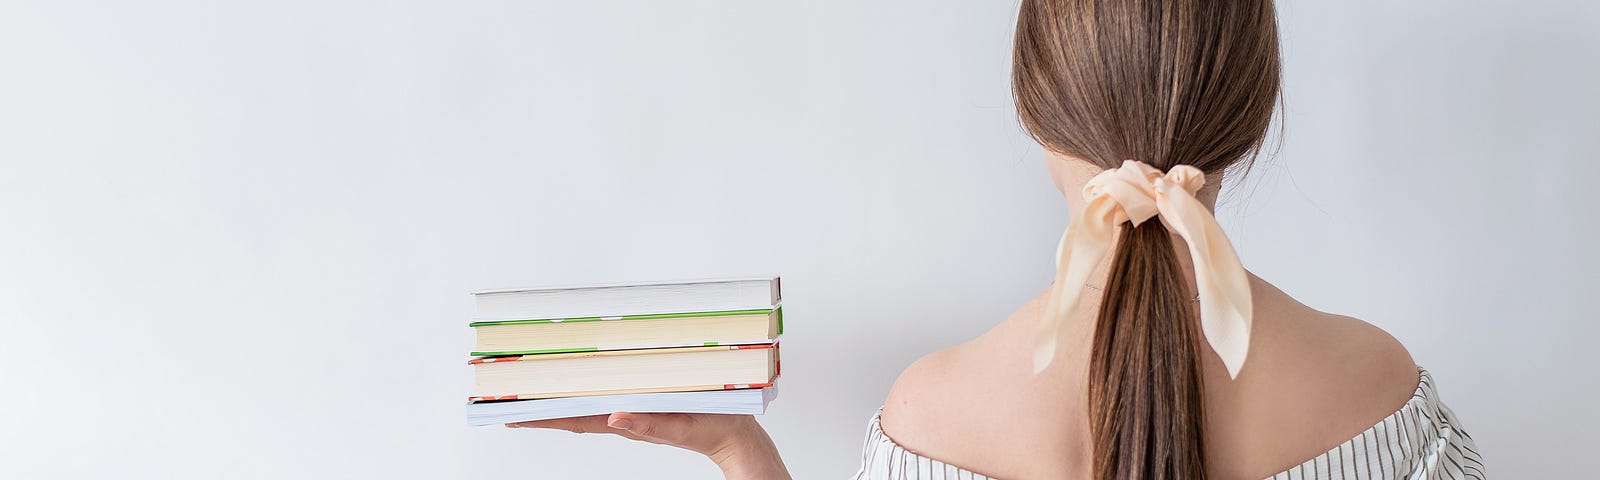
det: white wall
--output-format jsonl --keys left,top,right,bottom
{"left": 0, "top": 0, "right": 1593, "bottom": 477}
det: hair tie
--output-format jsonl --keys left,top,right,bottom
{"left": 1032, "top": 160, "right": 1254, "bottom": 379}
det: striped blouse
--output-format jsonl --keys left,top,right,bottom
{"left": 851, "top": 369, "right": 1483, "bottom": 480}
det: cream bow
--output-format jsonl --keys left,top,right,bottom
{"left": 1032, "top": 160, "right": 1253, "bottom": 379}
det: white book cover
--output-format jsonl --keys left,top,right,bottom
{"left": 472, "top": 276, "right": 780, "bottom": 322}
{"left": 464, "top": 386, "right": 778, "bottom": 426}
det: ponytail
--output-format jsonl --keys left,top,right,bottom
{"left": 1089, "top": 221, "right": 1207, "bottom": 479}
{"left": 1012, "top": 0, "right": 1281, "bottom": 477}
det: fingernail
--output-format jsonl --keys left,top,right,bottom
{"left": 608, "top": 418, "right": 633, "bottom": 430}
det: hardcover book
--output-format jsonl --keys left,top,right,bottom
{"left": 473, "top": 276, "right": 781, "bottom": 322}
{"left": 466, "top": 386, "right": 778, "bottom": 427}
{"left": 470, "top": 308, "right": 782, "bottom": 356}
{"left": 469, "top": 343, "right": 780, "bottom": 401}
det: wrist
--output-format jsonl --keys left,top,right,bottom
{"left": 708, "top": 418, "right": 789, "bottom": 480}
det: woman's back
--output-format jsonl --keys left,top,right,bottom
{"left": 877, "top": 273, "right": 1440, "bottom": 479}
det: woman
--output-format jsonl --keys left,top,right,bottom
{"left": 512, "top": 0, "right": 1484, "bottom": 478}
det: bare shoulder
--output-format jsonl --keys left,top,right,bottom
{"left": 1259, "top": 310, "right": 1420, "bottom": 443}
{"left": 1216, "top": 278, "right": 1423, "bottom": 476}
{"left": 878, "top": 336, "right": 1040, "bottom": 454}
{"left": 1273, "top": 309, "right": 1419, "bottom": 401}
{"left": 1245, "top": 276, "right": 1419, "bottom": 401}
{"left": 1322, "top": 313, "right": 1417, "bottom": 377}
{"left": 876, "top": 308, "right": 1087, "bottom": 478}
{"left": 880, "top": 343, "right": 965, "bottom": 435}
{"left": 878, "top": 298, "right": 1054, "bottom": 441}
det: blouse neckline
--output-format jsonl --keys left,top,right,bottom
{"left": 865, "top": 368, "right": 1448, "bottom": 479}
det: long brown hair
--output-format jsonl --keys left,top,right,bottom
{"left": 1012, "top": 0, "right": 1281, "bottom": 478}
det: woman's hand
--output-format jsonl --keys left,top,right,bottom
{"left": 509, "top": 413, "right": 791, "bottom": 479}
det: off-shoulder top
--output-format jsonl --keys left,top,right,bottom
{"left": 850, "top": 368, "right": 1483, "bottom": 479}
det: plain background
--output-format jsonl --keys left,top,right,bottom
{"left": 1, "top": 0, "right": 1595, "bottom": 478}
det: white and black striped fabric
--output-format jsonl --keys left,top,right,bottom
{"left": 852, "top": 410, "right": 995, "bottom": 480}
{"left": 851, "top": 368, "right": 1483, "bottom": 480}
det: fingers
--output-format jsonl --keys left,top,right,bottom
{"left": 605, "top": 412, "right": 695, "bottom": 446}
{"left": 503, "top": 414, "right": 664, "bottom": 445}
{"left": 506, "top": 412, "right": 718, "bottom": 452}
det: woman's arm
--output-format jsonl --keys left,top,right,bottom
{"left": 510, "top": 413, "right": 791, "bottom": 479}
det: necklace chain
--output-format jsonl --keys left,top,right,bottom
{"left": 1082, "top": 283, "right": 1201, "bottom": 303}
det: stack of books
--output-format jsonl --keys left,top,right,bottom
{"left": 465, "top": 277, "right": 783, "bottom": 426}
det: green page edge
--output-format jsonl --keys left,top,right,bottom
{"left": 475, "top": 342, "right": 772, "bottom": 356}
{"left": 469, "top": 307, "right": 785, "bottom": 356}
{"left": 471, "top": 346, "right": 601, "bottom": 356}
{"left": 470, "top": 307, "right": 780, "bottom": 327}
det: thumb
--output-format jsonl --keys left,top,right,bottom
{"left": 607, "top": 412, "right": 694, "bottom": 446}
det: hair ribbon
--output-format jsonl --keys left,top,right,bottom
{"left": 1032, "top": 160, "right": 1253, "bottom": 379}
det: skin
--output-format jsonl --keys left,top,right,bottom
{"left": 513, "top": 152, "right": 1421, "bottom": 479}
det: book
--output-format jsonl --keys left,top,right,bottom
{"left": 469, "top": 307, "right": 783, "bottom": 356}
{"left": 472, "top": 276, "right": 781, "bottom": 322}
{"left": 469, "top": 344, "right": 780, "bottom": 401}
{"left": 465, "top": 386, "right": 778, "bottom": 427}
